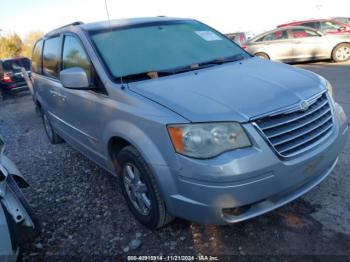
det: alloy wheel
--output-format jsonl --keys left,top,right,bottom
{"left": 336, "top": 46, "right": 350, "bottom": 61}
{"left": 123, "top": 163, "right": 151, "bottom": 215}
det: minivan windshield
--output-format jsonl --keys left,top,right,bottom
{"left": 89, "top": 20, "right": 249, "bottom": 80}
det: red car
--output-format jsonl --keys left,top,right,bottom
{"left": 278, "top": 19, "right": 350, "bottom": 35}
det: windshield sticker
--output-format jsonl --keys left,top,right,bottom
{"left": 195, "top": 31, "right": 222, "bottom": 41}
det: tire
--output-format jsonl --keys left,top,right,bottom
{"left": 0, "top": 89, "right": 10, "bottom": 101}
{"left": 255, "top": 52, "right": 270, "bottom": 60}
{"left": 332, "top": 43, "right": 350, "bottom": 62}
{"left": 117, "top": 146, "right": 173, "bottom": 229}
{"left": 41, "top": 111, "right": 64, "bottom": 144}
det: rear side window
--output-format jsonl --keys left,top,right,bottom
{"left": 320, "top": 21, "right": 341, "bottom": 31}
{"left": 62, "top": 35, "right": 92, "bottom": 79}
{"left": 32, "top": 40, "right": 43, "bottom": 74}
{"left": 290, "top": 28, "right": 319, "bottom": 38}
{"left": 43, "top": 37, "right": 61, "bottom": 78}
{"left": 300, "top": 22, "right": 319, "bottom": 29}
{"left": 257, "top": 30, "right": 288, "bottom": 42}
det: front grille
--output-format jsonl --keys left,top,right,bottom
{"left": 255, "top": 92, "right": 333, "bottom": 158}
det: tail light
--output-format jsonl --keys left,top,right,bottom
{"left": 2, "top": 73, "right": 12, "bottom": 83}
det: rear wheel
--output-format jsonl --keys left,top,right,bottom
{"left": 117, "top": 146, "right": 173, "bottom": 229}
{"left": 255, "top": 52, "right": 270, "bottom": 60}
{"left": 0, "top": 88, "right": 10, "bottom": 101}
{"left": 332, "top": 43, "right": 350, "bottom": 62}
{"left": 42, "top": 111, "right": 64, "bottom": 144}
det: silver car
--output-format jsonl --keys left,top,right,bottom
{"left": 246, "top": 26, "right": 350, "bottom": 62}
{"left": 31, "top": 18, "right": 348, "bottom": 229}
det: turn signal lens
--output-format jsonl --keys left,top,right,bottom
{"left": 168, "top": 126, "right": 185, "bottom": 153}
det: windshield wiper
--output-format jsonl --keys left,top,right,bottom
{"left": 120, "top": 71, "right": 177, "bottom": 82}
{"left": 198, "top": 54, "right": 245, "bottom": 67}
{"left": 120, "top": 54, "right": 246, "bottom": 82}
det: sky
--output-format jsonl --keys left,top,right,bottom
{"left": 0, "top": 0, "right": 349, "bottom": 38}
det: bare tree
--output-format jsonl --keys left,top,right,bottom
{"left": 22, "top": 31, "right": 44, "bottom": 58}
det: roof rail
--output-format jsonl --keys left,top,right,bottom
{"left": 44, "top": 21, "right": 84, "bottom": 37}
{"left": 52, "top": 21, "right": 84, "bottom": 31}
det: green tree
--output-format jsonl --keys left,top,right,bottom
{"left": 0, "top": 33, "right": 23, "bottom": 59}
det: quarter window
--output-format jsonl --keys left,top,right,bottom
{"left": 62, "top": 35, "right": 91, "bottom": 79}
{"left": 43, "top": 37, "right": 61, "bottom": 78}
{"left": 32, "top": 40, "right": 43, "bottom": 74}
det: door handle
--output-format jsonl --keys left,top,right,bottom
{"left": 57, "top": 93, "right": 67, "bottom": 101}
{"left": 49, "top": 89, "right": 66, "bottom": 101}
{"left": 49, "top": 89, "right": 60, "bottom": 96}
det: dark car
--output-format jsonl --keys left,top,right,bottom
{"left": 226, "top": 32, "right": 254, "bottom": 46}
{"left": 0, "top": 57, "right": 31, "bottom": 99}
{"left": 278, "top": 19, "right": 350, "bottom": 35}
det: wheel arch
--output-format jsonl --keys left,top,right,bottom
{"left": 103, "top": 120, "right": 169, "bottom": 174}
{"left": 104, "top": 121, "right": 177, "bottom": 214}
{"left": 107, "top": 136, "right": 131, "bottom": 173}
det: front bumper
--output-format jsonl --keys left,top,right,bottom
{"left": 153, "top": 103, "right": 349, "bottom": 225}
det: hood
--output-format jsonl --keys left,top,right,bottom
{"left": 128, "top": 57, "right": 325, "bottom": 122}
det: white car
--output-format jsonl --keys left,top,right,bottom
{"left": 245, "top": 26, "right": 350, "bottom": 62}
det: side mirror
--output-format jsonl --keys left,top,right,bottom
{"left": 60, "top": 67, "right": 90, "bottom": 89}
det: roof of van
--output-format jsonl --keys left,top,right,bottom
{"left": 45, "top": 17, "right": 191, "bottom": 37}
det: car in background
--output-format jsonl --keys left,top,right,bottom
{"left": 226, "top": 32, "right": 254, "bottom": 46}
{"left": 0, "top": 57, "right": 31, "bottom": 99}
{"left": 0, "top": 135, "right": 40, "bottom": 260}
{"left": 245, "top": 26, "right": 350, "bottom": 63}
{"left": 333, "top": 17, "right": 350, "bottom": 26}
{"left": 278, "top": 19, "right": 350, "bottom": 35}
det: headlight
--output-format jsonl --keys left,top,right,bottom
{"left": 167, "top": 122, "right": 251, "bottom": 158}
{"left": 326, "top": 80, "right": 335, "bottom": 101}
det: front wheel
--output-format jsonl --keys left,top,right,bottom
{"left": 332, "top": 43, "right": 350, "bottom": 62}
{"left": 42, "top": 111, "right": 64, "bottom": 144}
{"left": 255, "top": 52, "right": 270, "bottom": 60}
{"left": 117, "top": 146, "right": 173, "bottom": 229}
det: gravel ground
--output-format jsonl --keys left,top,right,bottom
{"left": 0, "top": 62, "right": 349, "bottom": 261}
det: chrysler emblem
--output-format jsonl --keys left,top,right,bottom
{"left": 300, "top": 100, "right": 309, "bottom": 111}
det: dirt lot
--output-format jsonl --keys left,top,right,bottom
{"left": 0, "top": 62, "right": 349, "bottom": 260}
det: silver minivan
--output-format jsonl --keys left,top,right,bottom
{"left": 31, "top": 17, "right": 348, "bottom": 229}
